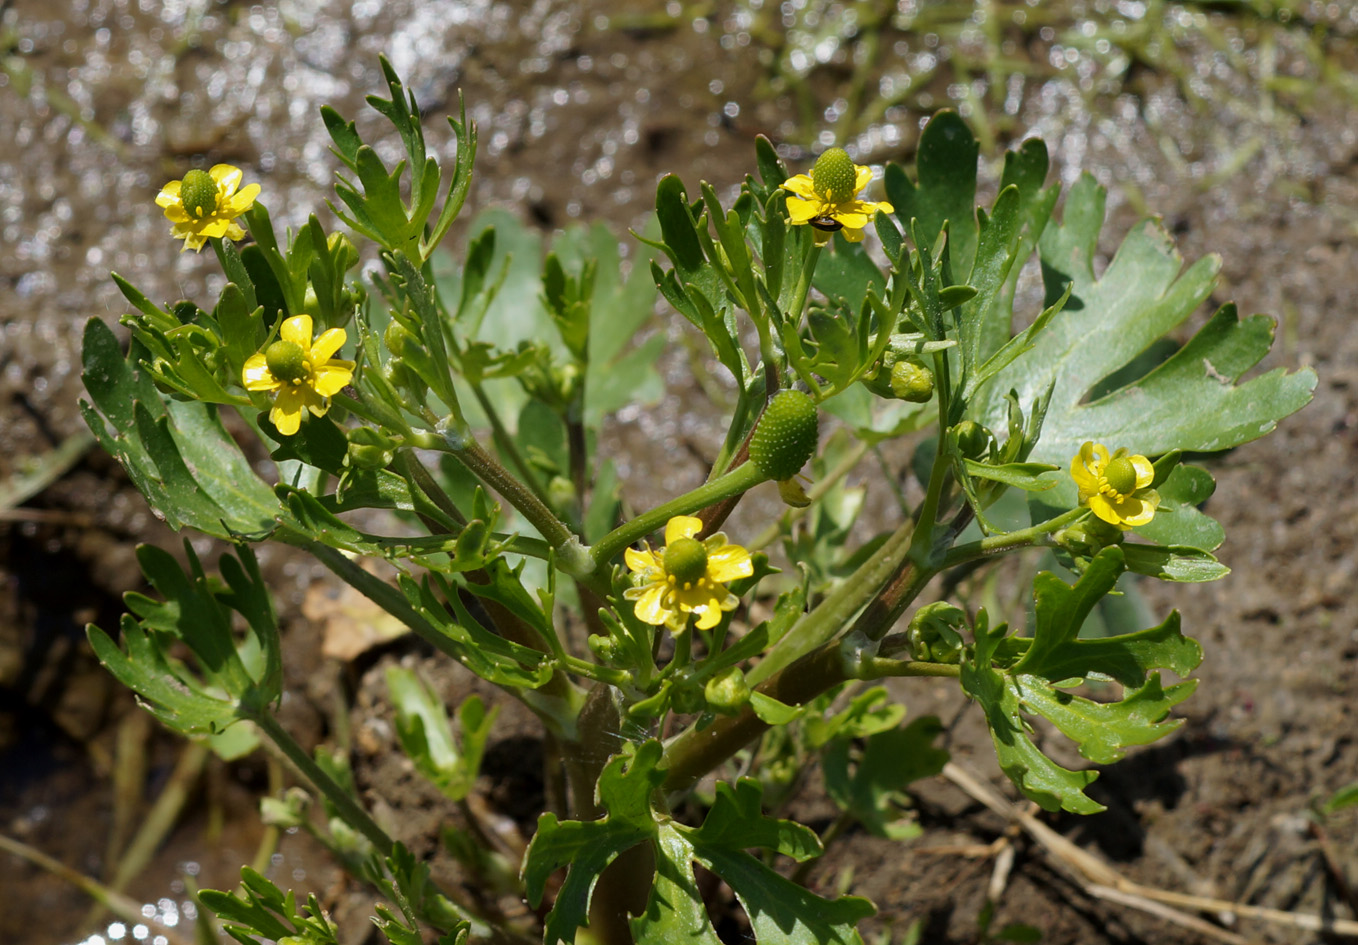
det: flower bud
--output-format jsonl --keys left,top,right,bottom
{"left": 347, "top": 426, "right": 397, "bottom": 470}
{"left": 749, "top": 390, "right": 818, "bottom": 482}
{"left": 953, "top": 420, "right": 992, "bottom": 460}
{"left": 328, "top": 232, "right": 360, "bottom": 273}
{"left": 704, "top": 667, "right": 751, "bottom": 714}
{"left": 890, "top": 359, "right": 934, "bottom": 402}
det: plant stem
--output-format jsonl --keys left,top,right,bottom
{"left": 250, "top": 710, "right": 394, "bottom": 857}
{"left": 660, "top": 639, "right": 956, "bottom": 794}
{"left": 747, "top": 512, "right": 915, "bottom": 686}
{"left": 941, "top": 507, "right": 1087, "bottom": 568}
{"left": 589, "top": 461, "right": 766, "bottom": 569}
{"left": 469, "top": 380, "right": 556, "bottom": 513}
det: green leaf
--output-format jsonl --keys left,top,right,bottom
{"left": 886, "top": 111, "right": 979, "bottom": 279}
{"left": 970, "top": 175, "right": 1314, "bottom": 464}
{"left": 961, "top": 459, "right": 1059, "bottom": 492}
{"left": 387, "top": 667, "right": 497, "bottom": 801}
{"left": 635, "top": 777, "right": 872, "bottom": 945}
{"left": 962, "top": 549, "right": 1202, "bottom": 813}
{"left": 523, "top": 741, "right": 665, "bottom": 945}
{"left": 823, "top": 716, "right": 948, "bottom": 840}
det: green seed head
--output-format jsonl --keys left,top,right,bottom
{"left": 811, "top": 147, "right": 857, "bottom": 203}
{"left": 749, "top": 389, "right": 818, "bottom": 481}
{"left": 1103, "top": 456, "right": 1139, "bottom": 495}
{"left": 264, "top": 340, "right": 308, "bottom": 383}
{"left": 664, "top": 537, "right": 709, "bottom": 589}
{"left": 179, "top": 169, "right": 219, "bottom": 219}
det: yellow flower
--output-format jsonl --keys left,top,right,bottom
{"left": 624, "top": 515, "right": 754, "bottom": 633}
{"left": 242, "top": 315, "right": 354, "bottom": 436}
{"left": 780, "top": 147, "right": 894, "bottom": 244}
{"left": 1070, "top": 442, "right": 1160, "bottom": 529}
{"left": 155, "top": 164, "right": 260, "bottom": 252}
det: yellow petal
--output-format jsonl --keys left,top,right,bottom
{"left": 280, "top": 314, "right": 314, "bottom": 348}
{"left": 786, "top": 198, "right": 825, "bottom": 224}
{"left": 242, "top": 354, "right": 277, "bottom": 391}
{"left": 209, "top": 164, "right": 244, "bottom": 195}
{"left": 707, "top": 545, "right": 753, "bottom": 583}
{"left": 311, "top": 327, "right": 348, "bottom": 363}
{"left": 832, "top": 208, "right": 872, "bottom": 229}
{"left": 1087, "top": 494, "right": 1125, "bottom": 528}
{"left": 841, "top": 227, "right": 866, "bottom": 243}
{"left": 852, "top": 165, "right": 872, "bottom": 193}
{"left": 312, "top": 362, "right": 353, "bottom": 398}
{"left": 625, "top": 546, "right": 658, "bottom": 574}
{"left": 631, "top": 583, "right": 672, "bottom": 627}
{"left": 665, "top": 515, "right": 703, "bottom": 544}
{"left": 155, "top": 182, "right": 182, "bottom": 208}
{"left": 270, "top": 388, "right": 306, "bottom": 435}
{"left": 1130, "top": 455, "right": 1155, "bottom": 490}
{"left": 223, "top": 183, "right": 260, "bottom": 216}
{"left": 693, "top": 602, "right": 722, "bottom": 630}
{"left": 780, "top": 174, "right": 817, "bottom": 199}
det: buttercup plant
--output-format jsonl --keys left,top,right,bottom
{"left": 81, "top": 57, "right": 1315, "bottom": 945}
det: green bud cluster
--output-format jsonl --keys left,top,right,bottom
{"left": 749, "top": 390, "right": 818, "bottom": 481}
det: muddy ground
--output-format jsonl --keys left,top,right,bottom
{"left": 1, "top": 1, "right": 1356, "bottom": 943}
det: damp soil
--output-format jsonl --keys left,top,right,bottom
{"left": 2, "top": 2, "right": 1357, "bottom": 944}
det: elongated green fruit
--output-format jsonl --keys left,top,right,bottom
{"left": 749, "top": 389, "right": 818, "bottom": 481}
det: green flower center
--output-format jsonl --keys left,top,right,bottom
{"left": 811, "top": 147, "right": 857, "bottom": 203}
{"left": 664, "top": 537, "right": 709, "bottom": 589}
{"left": 179, "top": 169, "right": 219, "bottom": 219}
{"left": 264, "top": 340, "right": 310, "bottom": 383}
{"left": 1102, "top": 456, "right": 1139, "bottom": 496}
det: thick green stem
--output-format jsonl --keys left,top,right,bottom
{"left": 747, "top": 512, "right": 915, "bottom": 686}
{"left": 660, "top": 642, "right": 956, "bottom": 794}
{"left": 590, "top": 461, "right": 766, "bottom": 569}
{"left": 250, "top": 711, "right": 394, "bottom": 856}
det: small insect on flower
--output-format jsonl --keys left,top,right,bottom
{"left": 1070, "top": 441, "right": 1160, "bottom": 529}
{"left": 781, "top": 147, "right": 893, "bottom": 244}
{"left": 156, "top": 164, "right": 260, "bottom": 252}
{"left": 242, "top": 314, "right": 354, "bottom": 436}
{"left": 624, "top": 515, "right": 754, "bottom": 634}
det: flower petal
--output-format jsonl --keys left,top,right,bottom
{"left": 155, "top": 181, "right": 182, "bottom": 208}
{"left": 209, "top": 164, "right": 244, "bottom": 196}
{"left": 280, "top": 314, "right": 314, "bottom": 348}
{"left": 631, "top": 583, "right": 672, "bottom": 627}
{"left": 1087, "top": 494, "right": 1124, "bottom": 528}
{"left": 665, "top": 515, "right": 703, "bottom": 544}
{"left": 312, "top": 361, "right": 354, "bottom": 397}
{"left": 625, "top": 546, "right": 658, "bottom": 575}
{"left": 311, "top": 328, "right": 348, "bottom": 363}
{"left": 707, "top": 545, "right": 753, "bottom": 583}
{"left": 780, "top": 174, "right": 817, "bottom": 199}
{"left": 1130, "top": 455, "right": 1155, "bottom": 490}
{"left": 270, "top": 387, "right": 307, "bottom": 435}
{"left": 693, "top": 602, "right": 723, "bottom": 630}
{"left": 786, "top": 197, "right": 825, "bottom": 224}
{"left": 242, "top": 354, "right": 278, "bottom": 391}
{"left": 852, "top": 165, "right": 873, "bottom": 193}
